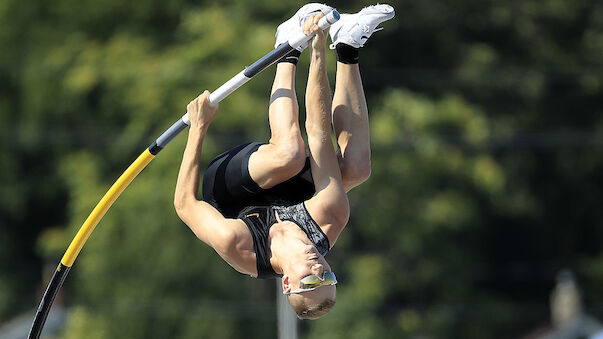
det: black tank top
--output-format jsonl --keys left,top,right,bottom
{"left": 238, "top": 203, "right": 330, "bottom": 279}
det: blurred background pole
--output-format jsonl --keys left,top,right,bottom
{"left": 276, "top": 279, "right": 297, "bottom": 339}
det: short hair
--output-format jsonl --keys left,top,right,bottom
{"left": 290, "top": 297, "right": 336, "bottom": 320}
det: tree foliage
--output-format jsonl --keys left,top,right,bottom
{"left": 2, "top": 0, "right": 603, "bottom": 338}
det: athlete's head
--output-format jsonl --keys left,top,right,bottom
{"left": 284, "top": 274, "right": 336, "bottom": 319}
{"left": 277, "top": 224, "right": 337, "bottom": 319}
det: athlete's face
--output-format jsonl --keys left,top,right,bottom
{"left": 280, "top": 236, "right": 332, "bottom": 294}
{"left": 295, "top": 245, "right": 330, "bottom": 284}
{"left": 282, "top": 244, "right": 336, "bottom": 316}
{"left": 282, "top": 244, "right": 336, "bottom": 319}
{"left": 277, "top": 221, "right": 336, "bottom": 318}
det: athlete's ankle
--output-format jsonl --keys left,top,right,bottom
{"left": 277, "top": 47, "right": 302, "bottom": 65}
{"left": 335, "top": 43, "right": 359, "bottom": 64}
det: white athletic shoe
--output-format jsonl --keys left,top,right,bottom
{"left": 274, "top": 3, "right": 334, "bottom": 51}
{"left": 329, "top": 4, "right": 395, "bottom": 49}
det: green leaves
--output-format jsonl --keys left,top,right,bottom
{"left": 2, "top": 0, "right": 603, "bottom": 337}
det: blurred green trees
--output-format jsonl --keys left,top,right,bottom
{"left": 2, "top": 0, "right": 603, "bottom": 338}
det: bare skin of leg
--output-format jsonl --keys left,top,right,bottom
{"left": 332, "top": 62, "right": 371, "bottom": 192}
{"left": 248, "top": 62, "right": 306, "bottom": 189}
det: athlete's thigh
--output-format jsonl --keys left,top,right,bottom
{"left": 202, "top": 142, "right": 265, "bottom": 217}
{"left": 248, "top": 140, "right": 305, "bottom": 190}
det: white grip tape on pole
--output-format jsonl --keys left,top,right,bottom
{"left": 209, "top": 70, "right": 250, "bottom": 105}
{"left": 182, "top": 10, "right": 339, "bottom": 125}
{"left": 182, "top": 70, "right": 250, "bottom": 124}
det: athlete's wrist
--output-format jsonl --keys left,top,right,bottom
{"left": 189, "top": 123, "right": 209, "bottom": 137}
{"left": 310, "top": 48, "right": 327, "bottom": 62}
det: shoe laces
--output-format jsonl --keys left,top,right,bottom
{"left": 362, "top": 25, "right": 384, "bottom": 34}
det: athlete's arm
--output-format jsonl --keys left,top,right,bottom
{"left": 303, "top": 17, "right": 350, "bottom": 245}
{"left": 173, "top": 92, "right": 250, "bottom": 267}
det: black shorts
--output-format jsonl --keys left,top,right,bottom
{"left": 202, "top": 142, "right": 315, "bottom": 218}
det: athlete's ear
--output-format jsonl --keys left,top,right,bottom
{"left": 282, "top": 275, "right": 292, "bottom": 294}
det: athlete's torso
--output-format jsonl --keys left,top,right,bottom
{"left": 220, "top": 203, "right": 334, "bottom": 279}
{"left": 201, "top": 142, "right": 344, "bottom": 277}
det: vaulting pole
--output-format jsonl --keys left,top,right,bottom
{"left": 28, "top": 10, "right": 339, "bottom": 339}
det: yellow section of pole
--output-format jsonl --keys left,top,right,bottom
{"left": 61, "top": 149, "right": 155, "bottom": 267}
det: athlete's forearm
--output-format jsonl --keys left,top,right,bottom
{"left": 305, "top": 47, "right": 331, "bottom": 138}
{"left": 304, "top": 41, "right": 350, "bottom": 233}
{"left": 305, "top": 35, "right": 346, "bottom": 196}
{"left": 174, "top": 125, "right": 209, "bottom": 213}
{"left": 175, "top": 91, "right": 217, "bottom": 214}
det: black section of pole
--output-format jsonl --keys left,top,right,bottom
{"left": 27, "top": 23, "right": 317, "bottom": 339}
{"left": 152, "top": 42, "right": 299, "bottom": 157}
{"left": 243, "top": 43, "right": 294, "bottom": 78}
{"left": 148, "top": 118, "right": 189, "bottom": 155}
{"left": 148, "top": 141, "right": 162, "bottom": 155}
{"left": 155, "top": 119, "right": 189, "bottom": 148}
{"left": 29, "top": 263, "right": 71, "bottom": 339}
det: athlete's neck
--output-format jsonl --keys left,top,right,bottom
{"left": 268, "top": 221, "right": 311, "bottom": 275}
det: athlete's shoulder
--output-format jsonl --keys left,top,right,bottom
{"left": 304, "top": 191, "right": 350, "bottom": 248}
{"left": 213, "top": 217, "right": 257, "bottom": 276}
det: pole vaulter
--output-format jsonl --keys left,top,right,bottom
{"left": 28, "top": 10, "right": 340, "bottom": 339}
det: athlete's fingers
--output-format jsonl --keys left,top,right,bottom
{"left": 311, "top": 13, "right": 323, "bottom": 34}
{"left": 313, "top": 13, "right": 322, "bottom": 26}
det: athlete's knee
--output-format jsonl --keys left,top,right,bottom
{"left": 341, "top": 150, "right": 371, "bottom": 186}
{"left": 272, "top": 136, "right": 306, "bottom": 175}
{"left": 276, "top": 144, "right": 306, "bottom": 176}
{"left": 344, "top": 161, "right": 371, "bottom": 186}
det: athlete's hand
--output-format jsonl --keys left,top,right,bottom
{"left": 304, "top": 13, "right": 328, "bottom": 56}
{"left": 302, "top": 13, "right": 323, "bottom": 36}
{"left": 187, "top": 90, "right": 218, "bottom": 129}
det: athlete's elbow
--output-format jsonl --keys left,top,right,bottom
{"left": 174, "top": 202, "right": 187, "bottom": 223}
{"left": 326, "top": 189, "right": 350, "bottom": 227}
{"left": 174, "top": 191, "right": 184, "bottom": 212}
{"left": 211, "top": 228, "right": 239, "bottom": 257}
{"left": 337, "top": 195, "right": 351, "bottom": 226}
{"left": 174, "top": 194, "right": 194, "bottom": 220}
